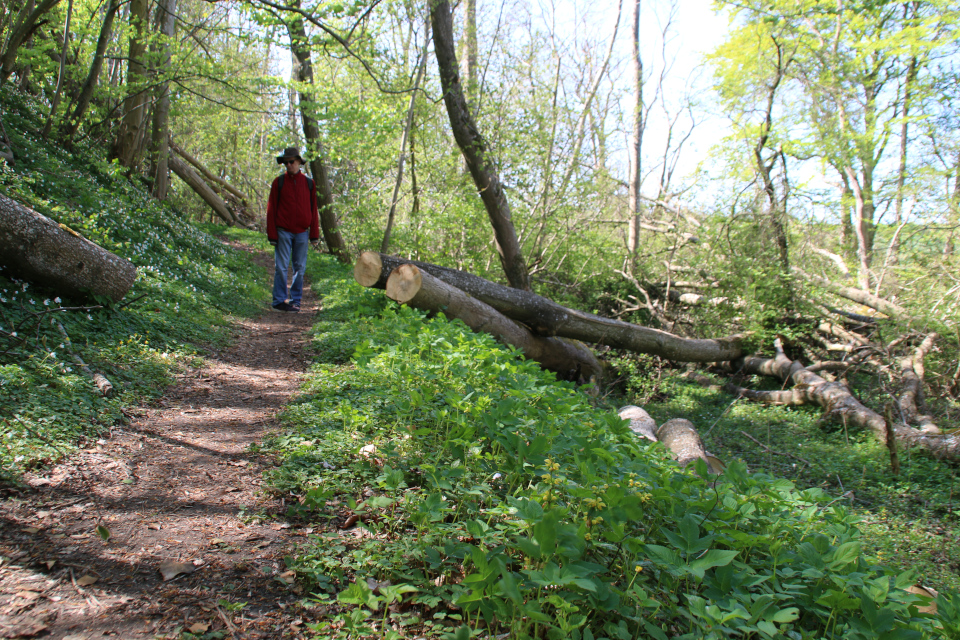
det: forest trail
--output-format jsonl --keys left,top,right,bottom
{"left": 1, "top": 248, "right": 318, "bottom": 639}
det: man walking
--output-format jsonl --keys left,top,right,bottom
{"left": 266, "top": 147, "right": 320, "bottom": 312}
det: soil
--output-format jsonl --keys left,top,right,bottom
{"left": 0, "top": 250, "right": 320, "bottom": 639}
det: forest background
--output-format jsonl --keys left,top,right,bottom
{"left": 1, "top": 0, "right": 960, "bottom": 635}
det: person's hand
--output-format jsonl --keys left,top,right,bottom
{"left": 311, "top": 241, "right": 320, "bottom": 249}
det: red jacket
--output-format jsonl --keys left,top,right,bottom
{"left": 266, "top": 171, "right": 320, "bottom": 242}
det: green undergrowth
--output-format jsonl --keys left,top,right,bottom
{"left": 614, "top": 357, "right": 960, "bottom": 596}
{"left": 264, "top": 261, "right": 959, "bottom": 640}
{"left": 0, "top": 85, "right": 269, "bottom": 478}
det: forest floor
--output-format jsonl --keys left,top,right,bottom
{"left": 0, "top": 249, "right": 317, "bottom": 639}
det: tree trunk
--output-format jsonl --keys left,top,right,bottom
{"left": 793, "top": 268, "right": 907, "bottom": 319}
{"left": 0, "top": 194, "right": 136, "bottom": 302}
{"left": 356, "top": 252, "right": 743, "bottom": 362}
{"left": 147, "top": 0, "right": 177, "bottom": 199}
{"left": 62, "top": 0, "right": 119, "bottom": 139}
{"left": 0, "top": 0, "right": 59, "bottom": 82}
{"left": 382, "top": 264, "right": 602, "bottom": 382}
{"left": 169, "top": 140, "right": 252, "bottom": 224}
{"left": 718, "top": 339, "right": 959, "bottom": 460}
{"left": 110, "top": 0, "right": 149, "bottom": 167}
{"left": 430, "top": 0, "right": 530, "bottom": 291}
{"left": 899, "top": 333, "right": 938, "bottom": 433}
{"left": 626, "top": 0, "right": 642, "bottom": 256}
{"left": 287, "top": 9, "right": 349, "bottom": 263}
{"left": 40, "top": 0, "right": 72, "bottom": 137}
{"left": 168, "top": 155, "right": 242, "bottom": 227}
{"left": 381, "top": 31, "right": 428, "bottom": 254}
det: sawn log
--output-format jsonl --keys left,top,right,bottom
{"left": 384, "top": 264, "right": 603, "bottom": 382}
{"left": 0, "top": 194, "right": 136, "bottom": 302}
{"left": 356, "top": 252, "right": 743, "bottom": 362}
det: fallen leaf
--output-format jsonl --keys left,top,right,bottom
{"left": 188, "top": 622, "right": 210, "bottom": 634}
{"left": 159, "top": 560, "right": 195, "bottom": 581}
{"left": 45, "top": 560, "right": 56, "bottom": 570}
{"left": 3, "top": 612, "right": 53, "bottom": 636}
{"left": 341, "top": 514, "right": 360, "bottom": 529}
{"left": 21, "top": 527, "right": 41, "bottom": 534}
{"left": 35, "top": 510, "right": 51, "bottom": 518}
{"left": 76, "top": 574, "right": 98, "bottom": 586}
{"left": 147, "top": 523, "right": 161, "bottom": 530}
{"left": 15, "top": 590, "right": 41, "bottom": 601}
{"left": 277, "top": 570, "right": 296, "bottom": 584}
{"left": 96, "top": 524, "right": 111, "bottom": 541}
{"left": 211, "top": 538, "right": 225, "bottom": 546}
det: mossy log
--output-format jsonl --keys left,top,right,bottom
{"left": 0, "top": 194, "right": 136, "bottom": 302}
{"left": 383, "top": 264, "right": 603, "bottom": 383}
{"left": 356, "top": 251, "right": 743, "bottom": 363}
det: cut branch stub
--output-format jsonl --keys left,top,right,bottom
{"left": 0, "top": 194, "right": 136, "bottom": 302}
{"left": 359, "top": 252, "right": 743, "bottom": 363}
{"left": 383, "top": 265, "right": 602, "bottom": 383}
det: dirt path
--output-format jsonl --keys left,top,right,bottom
{"left": 1, "top": 252, "right": 320, "bottom": 639}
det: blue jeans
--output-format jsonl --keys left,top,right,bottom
{"left": 273, "top": 228, "right": 309, "bottom": 306}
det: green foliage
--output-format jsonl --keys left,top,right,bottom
{"left": 0, "top": 86, "right": 269, "bottom": 477}
{"left": 265, "top": 264, "right": 956, "bottom": 639}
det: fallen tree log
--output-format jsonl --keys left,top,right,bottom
{"left": 169, "top": 140, "right": 253, "bottom": 225}
{"left": 703, "top": 339, "right": 959, "bottom": 460}
{"left": 169, "top": 155, "right": 246, "bottom": 227}
{"left": 618, "top": 405, "right": 658, "bottom": 441}
{"left": 795, "top": 268, "right": 908, "bottom": 320}
{"left": 356, "top": 252, "right": 743, "bottom": 362}
{"left": 0, "top": 194, "right": 136, "bottom": 302}
{"left": 384, "top": 264, "right": 603, "bottom": 383}
{"left": 55, "top": 320, "right": 113, "bottom": 396}
{"left": 900, "top": 333, "right": 939, "bottom": 433}
{"left": 656, "top": 419, "right": 709, "bottom": 468}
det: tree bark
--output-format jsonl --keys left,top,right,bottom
{"left": 40, "top": 0, "right": 72, "bottom": 137}
{"left": 382, "top": 264, "right": 602, "bottom": 382}
{"left": 0, "top": 194, "right": 136, "bottom": 302}
{"left": 169, "top": 140, "right": 252, "bottom": 223}
{"left": 794, "top": 268, "right": 907, "bottom": 319}
{"left": 110, "top": 0, "right": 149, "bottom": 167}
{"left": 168, "top": 155, "right": 242, "bottom": 227}
{"left": 626, "top": 0, "right": 642, "bottom": 256}
{"left": 717, "top": 339, "right": 959, "bottom": 460}
{"left": 287, "top": 9, "right": 350, "bottom": 263}
{"left": 62, "top": 0, "right": 119, "bottom": 139}
{"left": 899, "top": 333, "right": 938, "bottom": 433}
{"left": 356, "top": 252, "right": 743, "bottom": 362}
{"left": 430, "top": 0, "right": 530, "bottom": 291}
{"left": 147, "top": 0, "right": 177, "bottom": 199}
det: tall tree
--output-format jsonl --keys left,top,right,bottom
{"left": 626, "top": 0, "right": 642, "bottom": 256}
{"left": 62, "top": 0, "right": 121, "bottom": 139}
{"left": 148, "top": 0, "right": 178, "bottom": 199}
{"left": 111, "top": 0, "right": 150, "bottom": 167}
{"left": 286, "top": 6, "right": 349, "bottom": 262}
{"left": 430, "top": 0, "right": 531, "bottom": 291}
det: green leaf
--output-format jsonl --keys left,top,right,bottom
{"left": 771, "top": 607, "right": 799, "bottom": 623}
{"left": 96, "top": 524, "right": 110, "bottom": 541}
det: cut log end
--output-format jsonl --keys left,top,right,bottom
{"left": 354, "top": 251, "right": 384, "bottom": 288}
{"left": 656, "top": 418, "right": 709, "bottom": 468}
{"left": 618, "top": 405, "right": 658, "bottom": 442}
{"left": 386, "top": 264, "right": 423, "bottom": 304}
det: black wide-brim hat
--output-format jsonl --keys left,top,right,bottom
{"left": 276, "top": 146, "right": 304, "bottom": 164}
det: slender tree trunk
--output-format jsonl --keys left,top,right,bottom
{"left": 891, "top": 54, "right": 918, "bottom": 272}
{"left": 381, "top": 30, "right": 428, "bottom": 254}
{"left": 63, "top": 0, "right": 119, "bottom": 139}
{"left": 287, "top": 9, "right": 349, "bottom": 262}
{"left": 148, "top": 0, "right": 176, "bottom": 199}
{"left": 40, "top": 0, "right": 72, "bottom": 137}
{"left": 110, "top": 0, "right": 149, "bottom": 167}
{"left": 462, "top": 0, "right": 477, "bottom": 107}
{"left": 430, "top": 0, "right": 531, "bottom": 290}
{"left": 627, "top": 0, "right": 642, "bottom": 256}
{"left": 0, "top": 0, "right": 59, "bottom": 82}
